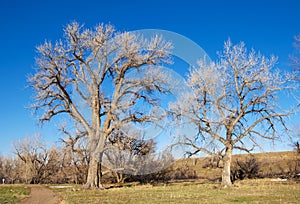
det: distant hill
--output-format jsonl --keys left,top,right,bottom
{"left": 164, "top": 151, "right": 299, "bottom": 181}
{"left": 102, "top": 151, "right": 299, "bottom": 183}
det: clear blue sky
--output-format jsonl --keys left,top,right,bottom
{"left": 0, "top": 0, "right": 299, "bottom": 156}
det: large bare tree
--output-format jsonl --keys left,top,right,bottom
{"left": 172, "top": 40, "right": 297, "bottom": 187}
{"left": 29, "top": 22, "right": 172, "bottom": 188}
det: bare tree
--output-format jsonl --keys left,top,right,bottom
{"left": 172, "top": 40, "right": 297, "bottom": 187}
{"left": 103, "top": 128, "right": 157, "bottom": 183}
{"left": 231, "top": 156, "right": 260, "bottom": 182}
{"left": 0, "top": 154, "right": 4, "bottom": 182}
{"left": 291, "top": 34, "right": 300, "bottom": 71}
{"left": 13, "top": 135, "right": 50, "bottom": 184}
{"left": 290, "top": 138, "right": 300, "bottom": 178}
{"left": 295, "top": 141, "right": 300, "bottom": 154}
{"left": 1, "top": 157, "right": 21, "bottom": 184}
{"left": 44, "top": 146, "right": 65, "bottom": 184}
{"left": 29, "top": 22, "right": 172, "bottom": 188}
{"left": 60, "top": 126, "right": 89, "bottom": 184}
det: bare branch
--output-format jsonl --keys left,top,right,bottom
{"left": 29, "top": 21, "right": 173, "bottom": 188}
{"left": 172, "top": 39, "right": 298, "bottom": 187}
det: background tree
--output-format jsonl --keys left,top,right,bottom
{"left": 289, "top": 128, "right": 300, "bottom": 179}
{"left": 172, "top": 40, "right": 297, "bottom": 187}
{"left": 231, "top": 156, "right": 260, "bottom": 182}
{"left": 291, "top": 34, "right": 300, "bottom": 71}
{"left": 60, "top": 126, "right": 90, "bottom": 184}
{"left": 289, "top": 140, "right": 300, "bottom": 179}
{"left": 103, "top": 128, "right": 159, "bottom": 183}
{"left": 29, "top": 22, "right": 172, "bottom": 188}
{"left": 1, "top": 157, "right": 21, "bottom": 184}
{"left": 44, "top": 146, "right": 65, "bottom": 184}
{"left": 14, "top": 135, "right": 47, "bottom": 184}
{"left": 0, "top": 155, "right": 6, "bottom": 183}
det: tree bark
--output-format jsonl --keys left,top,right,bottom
{"left": 84, "top": 153, "right": 104, "bottom": 189}
{"left": 116, "top": 172, "right": 125, "bottom": 184}
{"left": 221, "top": 145, "right": 233, "bottom": 188}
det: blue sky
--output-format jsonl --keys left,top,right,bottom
{"left": 0, "top": 0, "right": 300, "bottom": 156}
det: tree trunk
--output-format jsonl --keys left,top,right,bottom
{"left": 221, "top": 145, "right": 233, "bottom": 188}
{"left": 116, "top": 172, "right": 125, "bottom": 184}
{"left": 84, "top": 153, "right": 104, "bottom": 189}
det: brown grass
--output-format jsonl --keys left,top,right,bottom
{"left": 53, "top": 179, "right": 300, "bottom": 204}
{"left": 165, "top": 151, "right": 299, "bottom": 180}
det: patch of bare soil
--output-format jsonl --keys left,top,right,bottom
{"left": 18, "top": 185, "right": 60, "bottom": 204}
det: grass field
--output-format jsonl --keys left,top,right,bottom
{"left": 53, "top": 179, "right": 300, "bottom": 204}
{"left": 0, "top": 151, "right": 298, "bottom": 203}
{"left": 0, "top": 185, "right": 29, "bottom": 204}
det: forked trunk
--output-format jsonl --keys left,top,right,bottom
{"left": 84, "top": 153, "right": 104, "bottom": 189}
{"left": 221, "top": 145, "right": 233, "bottom": 188}
{"left": 116, "top": 172, "right": 125, "bottom": 184}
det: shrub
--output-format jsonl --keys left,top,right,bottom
{"left": 231, "top": 157, "right": 260, "bottom": 182}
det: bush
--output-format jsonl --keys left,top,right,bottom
{"left": 231, "top": 157, "right": 260, "bottom": 182}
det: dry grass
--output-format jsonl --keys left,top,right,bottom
{"left": 0, "top": 184, "right": 30, "bottom": 204}
{"left": 1, "top": 151, "right": 298, "bottom": 203}
{"left": 54, "top": 179, "right": 300, "bottom": 204}
{"left": 166, "top": 151, "right": 299, "bottom": 180}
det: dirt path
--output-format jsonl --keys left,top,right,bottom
{"left": 18, "top": 185, "right": 60, "bottom": 204}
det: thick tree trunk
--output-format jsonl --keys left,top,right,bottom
{"left": 84, "top": 127, "right": 107, "bottom": 189}
{"left": 84, "top": 153, "right": 104, "bottom": 189}
{"left": 221, "top": 145, "right": 233, "bottom": 188}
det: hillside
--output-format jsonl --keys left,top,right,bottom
{"left": 162, "top": 151, "right": 299, "bottom": 181}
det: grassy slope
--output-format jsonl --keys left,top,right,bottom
{"left": 166, "top": 151, "right": 299, "bottom": 180}
{"left": 0, "top": 185, "right": 30, "bottom": 204}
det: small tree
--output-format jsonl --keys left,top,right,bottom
{"left": 172, "top": 40, "right": 297, "bottom": 187}
{"left": 231, "top": 156, "right": 259, "bottom": 182}
{"left": 291, "top": 140, "right": 300, "bottom": 178}
{"left": 295, "top": 141, "right": 300, "bottom": 154}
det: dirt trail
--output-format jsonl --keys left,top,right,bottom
{"left": 18, "top": 185, "right": 60, "bottom": 204}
